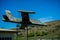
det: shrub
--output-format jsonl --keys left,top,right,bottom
{"left": 28, "top": 32, "right": 34, "bottom": 37}
{"left": 40, "top": 30, "right": 48, "bottom": 36}
{"left": 35, "top": 30, "right": 48, "bottom": 36}
{"left": 35, "top": 31, "right": 40, "bottom": 36}
{"left": 40, "top": 31, "right": 45, "bottom": 36}
{"left": 18, "top": 32, "right": 24, "bottom": 37}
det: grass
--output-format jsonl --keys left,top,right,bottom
{"left": 15, "top": 36, "right": 41, "bottom": 40}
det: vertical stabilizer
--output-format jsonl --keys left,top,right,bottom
{"left": 5, "top": 10, "right": 14, "bottom": 21}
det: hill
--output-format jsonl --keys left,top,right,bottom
{"left": 14, "top": 20, "right": 60, "bottom": 40}
{"left": 45, "top": 20, "right": 60, "bottom": 25}
{"left": 42, "top": 20, "right": 60, "bottom": 39}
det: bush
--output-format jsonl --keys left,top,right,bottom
{"left": 28, "top": 32, "right": 34, "bottom": 37}
{"left": 35, "top": 31, "right": 40, "bottom": 36}
{"left": 35, "top": 30, "right": 48, "bottom": 36}
{"left": 18, "top": 32, "right": 24, "bottom": 37}
{"left": 40, "top": 31, "right": 45, "bottom": 36}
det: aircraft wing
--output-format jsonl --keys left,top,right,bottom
{"left": 19, "top": 19, "right": 47, "bottom": 29}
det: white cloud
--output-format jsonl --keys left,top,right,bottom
{"left": 38, "top": 16, "right": 54, "bottom": 23}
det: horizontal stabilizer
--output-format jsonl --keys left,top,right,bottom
{"left": 2, "top": 15, "right": 9, "bottom": 21}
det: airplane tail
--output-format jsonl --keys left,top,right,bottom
{"left": 2, "top": 10, "right": 14, "bottom": 21}
{"left": 5, "top": 10, "right": 14, "bottom": 21}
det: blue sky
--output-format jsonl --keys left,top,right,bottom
{"left": 0, "top": 0, "right": 60, "bottom": 29}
